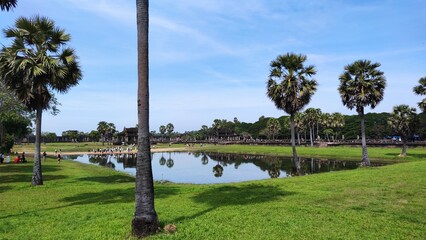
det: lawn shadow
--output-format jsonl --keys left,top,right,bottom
{"left": 77, "top": 175, "right": 135, "bottom": 184}
{"left": 0, "top": 185, "right": 12, "bottom": 193}
{"left": 383, "top": 152, "right": 426, "bottom": 160}
{"left": 0, "top": 174, "right": 67, "bottom": 184}
{"left": 0, "top": 163, "right": 61, "bottom": 173}
{"left": 0, "top": 163, "right": 65, "bottom": 185}
{"left": 172, "top": 183, "right": 294, "bottom": 223}
{"left": 61, "top": 185, "right": 180, "bottom": 207}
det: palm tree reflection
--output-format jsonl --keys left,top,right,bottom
{"left": 213, "top": 164, "right": 224, "bottom": 177}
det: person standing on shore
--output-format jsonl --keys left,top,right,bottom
{"left": 42, "top": 152, "right": 47, "bottom": 162}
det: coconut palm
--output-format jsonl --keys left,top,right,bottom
{"left": 388, "top": 105, "right": 417, "bottom": 157}
{"left": 413, "top": 76, "right": 426, "bottom": 112}
{"left": 267, "top": 53, "right": 317, "bottom": 164}
{"left": 0, "top": 16, "right": 82, "bottom": 185}
{"left": 0, "top": 0, "right": 17, "bottom": 11}
{"left": 132, "top": 0, "right": 158, "bottom": 237}
{"left": 338, "top": 60, "right": 386, "bottom": 166}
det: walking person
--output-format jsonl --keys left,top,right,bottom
{"left": 42, "top": 151, "right": 47, "bottom": 162}
{"left": 57, "top": 153, "right": 62, "bottom": 163}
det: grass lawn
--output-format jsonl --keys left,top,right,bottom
{"left": 2, "top": 143, "right": 425, "bottom": 239}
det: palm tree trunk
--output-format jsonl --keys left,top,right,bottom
{"left": 359, "top": 108, "right": 370, "bottom": 166}
{"left": 132, "top": 0, "right": 158, "bottom": 237}
{"left": 31, "top": 107, "right": 43, "bottom": 185}
{"left": 290, "top": 114, "right": 302, "bottom": 175}
{"left": 309, "top": 126, "right": 313, "bottom": 147}
{"left": 401, "top": 139, "right": 407, "bottom": 157}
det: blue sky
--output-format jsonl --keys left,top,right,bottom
{"left": 1, "top": 0, "right": 425, "bottom": 135}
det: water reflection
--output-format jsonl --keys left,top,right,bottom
{"left": 68, "top": 152, "right": 387, "bottom": 184}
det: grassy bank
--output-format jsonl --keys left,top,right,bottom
{"left": 1, "top": 152, "right": 425, "bottom": 239}
{"left": 12, "top": 142, "right": 426, "bottom": 163}
{"left": 198, "top": 144, "right": 426, "bottom": 162}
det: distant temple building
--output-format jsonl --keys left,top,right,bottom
{"left": 123, "top": 127, "right": 138, "bottom": 144}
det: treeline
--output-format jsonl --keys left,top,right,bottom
{"left": 179, "top": 112, "right": 426, "bottom": 141}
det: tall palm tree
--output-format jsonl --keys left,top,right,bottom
{"left": 132, "top": 0, "right": 158, "bottom": 237}
{"left": 266, "top": 118, "right": 281, "bottom": 140}
{"left": 267, "top": 53, "right": 317, "bottom": 165}
{"left": 294, "top": 112, "right": 305, "bottom": 145}
{"left": 413, "top": 76, "right": 426, "bottom": 112}
{"left": 330, "top": 112, "right": 345, "bottom": 140}
{"left": 338, "top": 60, "right": 386, "bottom": 166}
{"left": 0, "top": 16, "right": 82, "bottom": 185}
{"left": 388, "top": 105, "right": 417, "bottom": 157}
{"left": 0, "top": 0, "right": 17, "bottom": 11}
{"left": 304, "top": 108, "right": 319, "bottom": 146}
{"left": 166, "top": 122, "right": 174, "bottom": 140}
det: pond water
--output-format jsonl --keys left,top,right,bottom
{"left": 65, "top": 152, "right": 385, "bottom": 184}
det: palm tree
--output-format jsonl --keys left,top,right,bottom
{"left": 267, "top": 53, "right": 317, "bottom": 165}
{"left": 0, "top": 0, "right": 17, "bottom": 11}
{"left": 413, "top": 76, "right": 426, "bottom": 112}
{"left": 330, "top": 112, "right": 345, "bottom": 141}
{"left": 132, "top": 0, "right": 158, "bottom": 237}
{"left": 338, "top": 60, "right": 386, "bottom": 166}
{"left": 294, "top": 112, "right": 305, "bottom": 145}
{"left": 0, "top": 16, "right": 82, "bottom": 185}
{"left": 159, "top": 125, "right": 166, "bottom": 142}
{"left": 166, "top": 122, "right": 174, "bottom": 140}
{"left": 266, "top": 118, "right": 281, "bottom": 140}
{"left": 388, "top": 105, "right": 417, "bottom": 157}
{"left": 304, "top": 108, "right": 319, "bottom": 146}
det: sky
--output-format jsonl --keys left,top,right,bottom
{"left": 1, "top": 0, "right": 425, "bottom": 135}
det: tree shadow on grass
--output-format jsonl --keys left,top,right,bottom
{"left": 60, "top": 185, "right": 180, "bottom": 207}
{"left": 171, "top": 183, "right": 294, "bottom": 223}
{"left": 383, "top": 152, "right": 426, "bottom": 159}
{"left": 0, "top": 164, "right": 65, "bottom": 185}
{"left": 0, "top": 163, "right": 61, "bottom": 173}
{"left": 0, "top": 174, "right": 67, "bottom": 184}
{"left": 77, "top": 175, "right": 135, "bottom": 184}
{"left": 0, "top": 185, "right": 12, "bottom": 193}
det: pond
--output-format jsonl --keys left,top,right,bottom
{"left": 65, "top": 152, "right": 386, "bottom": 184}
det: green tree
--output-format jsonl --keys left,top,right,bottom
{"left": 338, "top": 60, "right": 386, "bottom": 166}
{"left": 266, "top": 118, "right": 281, "bottom": 140}
{"left": 304, "top": 108, "right": 320, "bottom": 146}
{"left": 132, "top": 0, "right": 158, "bottom": 237}
{"left": 330, "top": 112, "right": 345, "bottom": 140}
{"left": 159, "top": 125, "right": 166, "bottom": 142}
{"left": 388, "top": 105, "right": 417, "bottom": 157}
{"left": 0, "top": 0, "right": 17, "bottom": 11}
{"left": 0, "top": 16, "right": 82, "bottom": 185}
{"left": 413, "top": 76, "right": 426, "bottom": 112}
{"left": 97, "top": 121, "right": 115, "bottom": 144}
{"left": 166, "top": 122, "right": 174, "bottom": 139}
{"left": 0, "top": 81, "right": 32, "bottom": 151}
{"left": 266, "top": 53, "right": 317, "bottom": 165}
{"left": 294, "top": 112, "right": 306, "bottom": 145}
{"left": 88, "top": 130, "right": 100, "bottom": 142}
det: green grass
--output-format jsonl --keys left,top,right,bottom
{"left": 2, "top": 143, "right": 426, "bottom": 239}
{"left": 198, "top": 144, "right": 426, "bottom": 162}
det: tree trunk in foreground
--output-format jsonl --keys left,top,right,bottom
{"left": 359, "top": 107, "right": 371, "bottom": 166}
{"left": 32, "top": 106, "right": 43, "bottom": 185}
{"left": 400, "top": 139, "right": 407, "bottom": 157}
{"left": 132, "top": 0, "right": 158, "bottom": 237}
{"left": 290, "top": 114, "right": 302, "bottom": 175}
